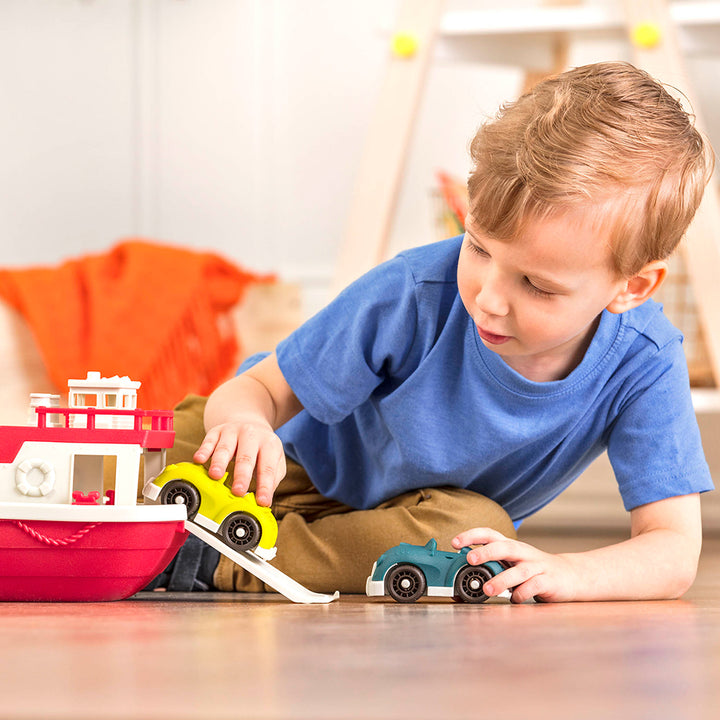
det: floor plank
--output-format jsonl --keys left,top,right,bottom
{"left": 1, "top": 532, "right": 719, "bottom": 720}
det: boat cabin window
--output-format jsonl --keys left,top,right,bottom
{"left": 73, "top": 393, "right": 98, "bottom": 407}
{"left": 71, "top": 454, "right": 117, "bottom": 505}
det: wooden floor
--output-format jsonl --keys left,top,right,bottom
{"left": 2, "top": 530, "right": 720, "bottom": 720}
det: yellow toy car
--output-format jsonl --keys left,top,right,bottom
{"left": 144, "top": 462, "right": 278, "bottom": 560}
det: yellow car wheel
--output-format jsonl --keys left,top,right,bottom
{"left": 159, "top": 480, "right": 202, "bottom": 520}
{"left": 221, "top": 512, "right": 262, "bottom": 552}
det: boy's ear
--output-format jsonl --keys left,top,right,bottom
{"left": 606, "top": 260, "right": 668, "bottom": 314}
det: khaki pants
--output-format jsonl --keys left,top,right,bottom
{"left": 169, "top": 395, "right": 517, "bottom": 594}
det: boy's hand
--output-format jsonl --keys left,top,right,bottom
{"left": 193, "top": 420, "right": 286, "bottom": 507}
{"left": 452, "top": 528, "right": 580, "bottom": 603}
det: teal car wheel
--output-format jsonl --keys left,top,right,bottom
{"left": 453, "top": 564, "right": 493, "bottom": 603}
{"left": 385, "top": 563, "right": 427, "bottom": 603}
{"left": 159, "top": 480, "right": 201, "bottom": 520}
{"left": 221, "top": 512, "right": 262, "bottom": 552}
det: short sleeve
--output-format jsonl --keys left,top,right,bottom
{"left": 275, "top": 256, "right": 419, "bottom": 424}
{"left": 607, "top": 339, "right": 713, "bottom": 510}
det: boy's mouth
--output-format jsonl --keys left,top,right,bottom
{"left": 476, "top": 325, "right": 512, "bottom": 345}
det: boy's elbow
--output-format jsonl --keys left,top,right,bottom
{"left": 664, "top": 562, "right": 698, "bottom": 599}
{"left": 630, "top": 495, "right": 703, "bottom": 600}
{"left": 661, "top": 539, "right": 701, "bottom": 600}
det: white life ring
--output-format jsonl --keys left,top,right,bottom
{"left": 15, "top": 458, "right": 56, "bottom": 497}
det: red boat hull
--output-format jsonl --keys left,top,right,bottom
{"left": 0, "top": 519, "right": 188, "bottom": 601}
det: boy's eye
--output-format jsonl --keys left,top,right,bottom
{"left": 524, "top": 277, "right": 554, "bottom": 298}
{"left": 467, "top": 241, "right": 489, "bottom": 257}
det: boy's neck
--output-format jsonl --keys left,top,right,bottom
{"left": 500, "top": 315, "right": 602, "bottom": 383}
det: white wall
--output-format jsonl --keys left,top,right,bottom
{"left": 0, "top": 0, "right": 392, "bottom": 315}
{"left": 1, "top": 0, "right": 719, "bottom": 318}
{"left": 0, "top": 1, "right": 136, "bottom": 264}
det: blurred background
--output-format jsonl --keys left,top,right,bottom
{"left": 2, "top": 0, "right": 718, "bottom": 316}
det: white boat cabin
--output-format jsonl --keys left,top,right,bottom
{"left": 0, "top": 373, "right": 174, "bottom": 508}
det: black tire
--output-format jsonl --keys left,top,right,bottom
{"left": 159, "top": 480, "right": 201, "bottom": 520}
{"left": 221, "top": 512, "right": 262, "bottom": 552}
{"left": 453, "top": 564, "right": 494, "bottom": 603}
{"left": 385, "top": 564, "right": 427, "bottom": 603}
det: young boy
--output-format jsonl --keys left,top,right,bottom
{"left": 171, "top": 61, "right": 715, "bottom": 601}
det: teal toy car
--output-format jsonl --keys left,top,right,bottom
{"left": 365, "top": 538, "right": 508, "bottom": 603}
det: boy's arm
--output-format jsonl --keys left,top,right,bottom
{"left": 452, "top": 492, "right": 702, "bottom": 602}
{"left": 193, "top": 352, "right": 304, "bottom": 506}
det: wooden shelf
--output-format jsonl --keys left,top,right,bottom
{"left": 439, "top": 1, "right": 720, "bottom": 37}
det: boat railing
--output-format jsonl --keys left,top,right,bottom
{"left": 34, "top": 406, "right": 174, "bottom": 432}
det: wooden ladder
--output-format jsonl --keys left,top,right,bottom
{"left": 332, "top": 0, "right": 720, "bottom": 386}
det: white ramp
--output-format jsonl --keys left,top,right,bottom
{"left": 186, "top": 521, "right": 340, "bottom": 604}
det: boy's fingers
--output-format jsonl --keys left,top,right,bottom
{"left": 254, "top": 442, "right": 286, "bottom": 506}
{"left": 209, "top": 444, "right": 239, "bottom": 480}
{"left": 193, "top": 423, "right": 286, "bottom": 501}
{"left": 193, "top": 447, "right": 209, "bottom": 463}
{"left": 222, "top": 433, "right": 258, "bottom": 495}
{"left": 231, "top": 441, "right": 260, "bottom": 496}
{"left": 193, "top": 429, "right": 221, "bottom": 464}
{"left": 484, "top": 563, "right": 536, "bottom": 597}
{"left": 467, "top": 539, "right": 528, "bottom": 566}
{"left": 193, "top": 426, "right": 236, "bottom": 479}
{"left": 452, "top": 527, "right": 508, "bottom": 548}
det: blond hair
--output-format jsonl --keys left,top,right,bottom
{"left": 468, "top": 61, "right": 714, "bottom": 277}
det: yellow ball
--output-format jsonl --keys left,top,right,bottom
{"left": 631, "top": 21, "right": 662, "bottom": 49}
{"left": 391, "top": 32, "right": 419, "bottom": 58}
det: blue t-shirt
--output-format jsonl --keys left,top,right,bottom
{"left": 248, "top": 237, "right": 713, "bottom": 524}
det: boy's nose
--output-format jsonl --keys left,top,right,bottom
{"left": 474, "top": 272, "right": 509, "bottom": 317}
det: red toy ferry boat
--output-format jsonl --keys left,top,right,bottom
{"left": 0, "top": 373, "right": 187, "bottom": 601}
